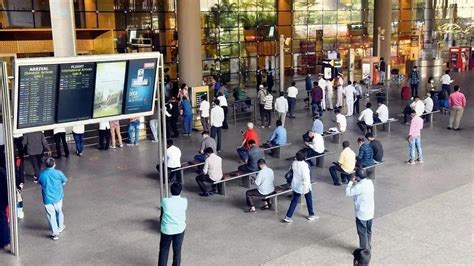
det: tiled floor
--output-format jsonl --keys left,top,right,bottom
{"left": 1, "top": 71, "right": 473, "bottom": 265}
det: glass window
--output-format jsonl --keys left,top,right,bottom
{"left": 33, "top": 0, "right": 48, "bottom": 11}
{"left": 34, "top": 11, "right": 51, "bottom": 28}
{"left": 6, "top": 1, "right": 33, "bottom": 10}
{"left": 322, "top": 11, "right": 337, "bottom": 24}
{"left": 4, "top": 11, "right": 34, "bottom": 28}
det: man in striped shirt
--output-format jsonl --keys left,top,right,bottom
{"left": 262, "top": 92, "right": 274, "bottom": 128}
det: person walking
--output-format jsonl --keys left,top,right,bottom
{"left": 244, "top": 159, "right": 275, "bottom": 212}
{"left": 343, "top": 81, "right": 356, "bottom": 116}
{"left": 305, "top": 73, "right": 312, "bottom": 107}
{"left": 447, "top": 85, "right": 467, "bottom": 131}
{"left": 262, "top": 91, "right": 274, "bottom": 128}
{"left": 217, "top": 91, "right": 229, "bottom": 129}
{"left": 199, "top": 95, "right": 210, "bottom": 132}
{"left": 109, "top": 120, "right": 123, "bottom": 148}
{"left": 127, "top": 117, "right": 140, "bottom": 145}
{"left": 53, "top": 127, "right": 69, "bottom": 158}
{"left": 255, "top": 67, "right": 262, "bottom": 92}
{"left": 287, "top": 81, "right": 298, "bottom": 118}
{"left": 195, "top": 147, "right": 222, "bottom": 197}
{"left": 98, "top": 122, "right": 111, "bottom": 150}
{"left": 317, "top": 74, "right": 327, "bottom": 111}
{"left": 409, "top": 66, "right": 420, "bottom": 97}
{"left": 274, "top": 92, "right": 288, "bottom": 126}
{"left": 180, "top": 96, "right": 193, "bottom": 136}
{"left": 283, "top": 151, "right": 318, "bottom": 223}
{"left": 210, "top": 99, "right": 225, "bottom": 152}
{"left": 406, "top": 110, "right": 424, "bottom": 165}
{"left": 345, "top": 169, "right": 374, "bottom": 250}
{"left": 22, "top": 131, "right": 51, "bottom": 181}
{"left": 158, "top": 183, "right": 187, "bottom": 266}
{"left": 38, "top": 158, "right": 68, "bottom": 240}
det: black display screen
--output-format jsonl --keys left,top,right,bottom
{"left": 56, "top": 63, "right": 96, "bottom": 123}
{"left": 17, "top": 64, "right": 58, "bottom": 128}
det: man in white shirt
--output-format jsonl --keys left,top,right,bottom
{"left": 345, "top": 169, "right": 374, "bottom": 250}
{"left": 343, "top": 81, "right": 356, "bottom": 116}
{"left": 423, "top": 92, "right": 434, "bottom": 114}
{"left": 336, "top": 74, "right": 344, "bottom": 108}
{"left": 210, "top": 99, "right": 225, "bottom": 152}
{"left": 287, "top": 81, "right": 298, "bottom": 118}
{"left": 374, "top": 100, "right": 389, "bottom": 123}
{"left": 217, "top": 91, "right": 229, "bottom": 129}
{"left": 357, "top": 103, "right": 374, "bottom": 134}
{"left": 166, "top": 139, "right": 182, "bottom": 183}
{"left": 257, "top": 85, "right": 267, "bottom": 123}
{"left": 195, "top": 147, "right": 222, "bottom": 197}
{"left": 300, "top": 131, "right": 325, "bottom": 167}
{"left": 274, "top": 92, "right": 289, "bottom": 126}
{"left": 334, "top": 108, "right": 347, "bottom": 133}
{"left": 410, "top": 96, "right": 425, "bottom": 117}
{"left": 325, "top": 79, "right": 334, "bottom": 110}
{"left": 353, "top": 81, "right": 363, "bottom": 114}
{"left": 440, "top": 70, "right": 453, "bottom": 95}
{"left": 199, "top": 95, "right": 210, "bottom": 132}
{"left": 53, "top": 127, "right": 69, "bottom": 158}
{"left": 245, "top": 159, "right": 275, "bottom": 212}
{"left": 318, "top": 75, "right": 327, "bottom": 110}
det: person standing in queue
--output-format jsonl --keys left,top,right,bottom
{"left": 158, "top": 183, "right": 187, "bottom": 266}
{"left": 217, "top": 91, "right": 229, "bottom": 129}
{"left": 210, "top": 99, "right": 225, "bottom": 153}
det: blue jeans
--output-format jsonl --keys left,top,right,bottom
{"left": 285, "top": 191, "right": 315, "bottom": 218}
{"left": 73, "top": 133, "right": 84, "bottom": 154}
{"left": 237, "top": 147, "right": 248, "bottom": 161}
{"left": 409, "top": 136, "right": 423, "bottom": 161}
{"left": 411, "top": 83, "right": 419, "bottom": 97}
{"left": 44, "top": 200, "right": 64, "bottom": 236}
{"left": 442, "top": 84, "right": 451, "bottom": 95}
{"left": 312, "top": 102, "right": 322, "bottom": 117}
{"left": 194, "top": 154, "right": 206, "bottom": 162}
{"left": 288, "top": 97, "right": 296, "bottom": 116}
{"left": 128, "top": 120, "right": 140, "bottom": 144}
{"left": 183, "top": 114, "right": 193, "bottom": 134}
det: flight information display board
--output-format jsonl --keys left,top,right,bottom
{"left": 17, "top": 64, "right": 58, "bottom": 128}
{"left": 92, "top": 61, "right": 127, "bottom": 118}
{"left": 56, "top": 63, "right": 96, "bottom": 123}
{"left": 124, "top": 58, "right": 157, "bottom": 114}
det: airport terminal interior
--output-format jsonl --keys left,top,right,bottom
{"left": 0, "top": 0, "right": 473, "bottom": 265}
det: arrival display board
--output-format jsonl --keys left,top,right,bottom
{"left": 17, "top": 64, "right": 58, "bottom": 128}
{"left": 57, "top": 63, "right": 96, "bottom": 123}
{"left": 13, "top": 53, "right": 161, "bottom": 134}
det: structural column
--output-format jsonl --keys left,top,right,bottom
{"left": 49, "top": 0, "right": 77, "bottom": 57}
{"left": 373, "top": 0, "right": 392, "bottom": 61}
{"left": 177, "top": 0, "right": 203, "bottom": 87}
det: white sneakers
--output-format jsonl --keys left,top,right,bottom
{"left": 283, "top": 215, "right": 320, "bottom": 223}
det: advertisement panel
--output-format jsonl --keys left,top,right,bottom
{"left": 124, "top": 58, "right": 157, "bottom": 114}
{"left": 93, "top": 61, "right": 127, "bottom": 118}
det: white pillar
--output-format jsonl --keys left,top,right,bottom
{"left": 49, "top": 0, "right": 77, "bottom": 57}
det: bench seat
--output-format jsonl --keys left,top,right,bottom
{"left": 264, "top": 182, "right": 316, "bottom": 212}
{"left": 322, "top": 131, "right": 342, "bottom": 144}
{"left": 372, "top": 118, "right": 398, "bottom": 135}
{"left": 259, "top": 143, "right": 292, "bottom": 158}
{"left": 213, "top": 170, "right": 259, "bottom": 196}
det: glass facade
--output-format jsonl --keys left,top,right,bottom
{"left": 0, "top": 0, "right": 472, "bottom": 83}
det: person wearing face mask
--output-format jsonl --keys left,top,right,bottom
{"left": 195, "top": 147, "right": 222, "bottom": 197}
{"left": 409, "top": 66, "right": 420, "bottom": 97}
{"left": 425, "top": 77, "right": 435, "bottom": 95}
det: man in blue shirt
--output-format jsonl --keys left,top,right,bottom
{"left": 303, "top": 114, "right": 324, "bottom": 142}
{"left": 38, "top": 158, "right": 68, "bottom": 240}
{"left": 268, "top": 120, "right": 287, "bottom": 146}
{"left": 356, "top": 137, "right": 375, "bottom": 167}
{"left": 180, "top": 96, "right": 193, "bottom": 135}
{"left": 159, "top": 183, "right": 187, "bottom": 266}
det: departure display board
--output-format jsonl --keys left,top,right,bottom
{"left": 17, "top": 64, "right": 58, "bottom": 128}
{"left": 93, "top": 61, "right": 127, "bottom": 118}
{"left": 56, "top": 63, "right": 96, "bottom": 123}
{"left": 124, "top": 58, "right": 157, "bottom": 114}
